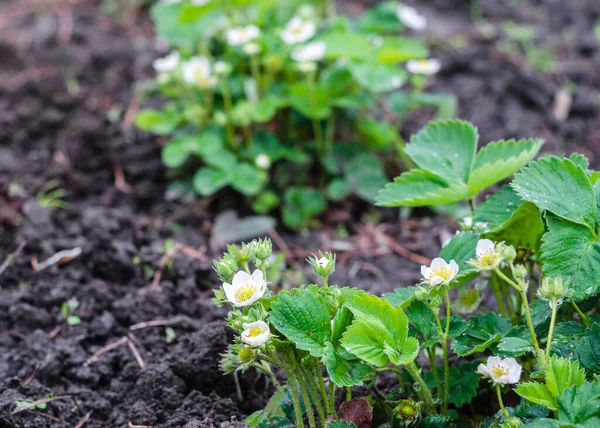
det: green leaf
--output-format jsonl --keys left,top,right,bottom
{"left": 512, "top": 156, "right": 596, "bottom": 229}
{"left": 557, "top": 378, "right": 600, "bottom": 425}
{"left": 357, "top": 120, "right": 399, "bottom": 150}
{"left": 253, "top": 96, "right": 285, "bottom": 123}
{"left": 347, "top": 61, "right": 407, "bottom": 93}
{"left": 287, "top": 82, "right": 331, "bottom": 120}
{"left": 426, "top": 363, "right": 480, "bottom": 407}
{"left": 376, "top": 37, "right": 428, "bottom": 64}
{"left": 382, "top": 286, "right": 416, "bottom": 308}
{"left": 66, "top": 315, "right": 81, "bottom": 326}
{"left": 193, "top": 167, "right": 230, "bottom": 196}
{"left": 282, "top": 187, "right": 326, "bottom": 229}
{"left": 539, "top": 219, "right": 600, "bottom": 300}
{"left": 451, "top": 312, "right": 511, "bottom": 356}
{"left": 405, "top": 300, "right": 437, "bottom": 347}
{"left": 516, "top": 382, "right": 557, "bottom": 410}
{"left": 577, "top": 323, "right": 600, "bottom": 374}
{"left": 467, "top": 139, "right": 544, "bottom": 194}
{"left": 318, "top": 32, "right": 372, "bottom": 60}
{"left": 545, "top": 355, "right": 586, "bottom": 398}
{"left": 231, "top": 163, "right": 267, "bottom": 196}
{"left": 341, "top": 315, "right": 396, "bottom": 367}
{"left": 204, "top": 148, "right": 238, "bottom": 171}
{"left": 135, "top": 109, "right": 179, "bottom": 135}
{"left": 327, "top": 179, "right": 352, "bottom": 202}
{"left": 324, "top": 342, "right": 375, "bottom": 387}
{"left": 357, "top": 2, "right": 405, "bottom": 34}
{"left": 326, "top": 422, "right": 356, "bottom": 428}
{"left": 375, "top": 169, "right": 470, "bottom": 207}
{"left": 405, "top": 120, "right": 478, "bottom": 184}
{"left": 162, "top": 140, "right": 190, "bottom": 168}
{"left": 344, "top": 154, "right": 388, "bottom": 202}
{"left": 498, "top": 337, "right": 534, "bottom": 357}
{"left": 474, "top": 186, "right": 544, "bottom": 250}
{"left": 270, "top": 288, "right": 331, "bottom": 357}
{"left": 342, "top": 295, "right": 417, "bottom": 367}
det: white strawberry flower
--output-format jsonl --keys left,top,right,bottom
{"left": 396, "top": 5, "right": 427, "bottom": 30}
{"left": 153, "top": 51, "right": 180, "bottom": 74}
{"left": 291, "top": 41, "right": 326, "bottom": 62}
{"left": 477, "top": 356, "right": 522, "bottom": 384}
{"left": 226, "top": 25, "right": 260, "bottom": 46}
{"left": 406, "top": 59, "right": 441, "bottom": 75}
{"left": 255, "top": 154, "right": 271, "bottom": 169}
{"left": 243, "top": 42, "right": 261, "bottom": 56}
{"left": 223, "top": 269, "right": 267, "bottom": 307}
{"left": 182, "top": 57, "right": 217, "bottom": 88}
{"left": 297, "top": 61, "right": 317, "bottom": 73}
{"left": 421, "top": 257, "right": 459, "bottom": 287}
{"left": 281, "top": 16, "right": 316, "bottom": 45}
{"left": 241, "top": 320, "right": 271, "bottom": 347}
{"left": 473, "top": 239, "right": 501, "bottom": 271}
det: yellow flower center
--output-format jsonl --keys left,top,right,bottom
{"left": 478, "top": 251, "right": 499, "bottom": 268}
{"left": 247, "top": 326, "right": 263, "bottom": 337}
{"left": 416, "top": 60, "right": 430, "bottom": 67}
{"left": 290, "top": 25, "right": 304, "bottom": 35}
{"left": 235, "top": 283, "right": 256, "bottom": 302}
{"left": 431, "top": 266, "right": 454, "bottom": 281}
{"left": 491, "top": 365, "right": 509, "bottom": 378}
{"left": 460, "top": 289, "right": 479, "bottom": 307}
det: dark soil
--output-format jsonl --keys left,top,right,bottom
{"left": 0, "top": 0, "right": 598, "bottom": 427}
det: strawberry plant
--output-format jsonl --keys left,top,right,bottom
{"left": 136, "top": 0, "right": 455, "bottom": 229}
{"left": 213, "top": 120, "right": 600, "bottom": 427}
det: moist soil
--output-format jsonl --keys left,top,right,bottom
{"left": 0, "top": 0, "right": 598, "bottom": 427}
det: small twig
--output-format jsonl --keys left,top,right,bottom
{"left": 179, "top": 245, "right": 208, "bottom": 263}
{"left": 34, "top": 247, "right": 82, "bottom": 272}
{"left": 123, "top": 96, "right": 140, "bottom": 127}
{"left": 48, "top": 325, "right": 63, "bottom": 339}
{"left": 39, "top": 412, "right": 62, "bottom": 422}
{"left": 128, "top": 422, "right": 153, "bottom": 428}
{"left": 127, "top": 339, "right": 145, "bottom": 370}
{"left": 0, "top": 241, "right": 26, "bottom": 278}
{"left": 374, "top": 230, "right": 431, "bottom": 265}
{"left": 85, "top": 337, "right": 128, "bottom": 365}
{"left": 23, "top": 362, "right": 42, "bottom": 387}
{"left": 74, "top": 412, "right": 92, "bottom": 428}
{"left": 11, "top": 395, "right": 72, "bottom": 415}
{"left": 113, "top": 163, "right": 131, "bottom": 193}
{"left": 129, "top": 315, "right": 201, "bottom": 331}
{"left": 0, "top": 330, "right": 28, "bottom": 341}
{"left": 151, "top": 244, "right": 181, "bottom": 287}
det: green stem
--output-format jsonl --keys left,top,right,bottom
{"left": 442, "top": 285, "right": 451, "bottom": 414}
{"left": 314, "top": 361, "right": 332, "bottom": 415}
{"left": 329, "top": 379, "right": 336, "bottom": 416}
{"left": 427, "top": 347, "right": 441, "bottom": 396}
{"left": 495, "top": 268, "right": 544, "bottom": 368}
{"left": 322, "top": 276, "right": 329, "bottom": 289}
{"left": 300, "top": 361, "right": 326, "bottom": 423}
{"left": 496, "top": 384, "right": 514, "bottom": 428}
{"left": 313, "top": 119, "right": 324, "bottom": 156}
{"left": 249, "top": 54, "right": 263, "bottom": 96}
{"left": 546, "top": 297, "right": 558, "bottom": 363}
{"left": 288, "top": 371, "right": 305, "bottom": 428}
{"left": 491, "top": 278, "right": 509, "bottom": 318}
{"left": 221, "top": 79, "right": 235, "bottom": 145}
{"left": 260, "top": 361, "right": 283, "bottom": 392}
{"left": 571, "top": 300, "right": 592, "bottom": 327}
{"left": 346, "top": 387, "right": 352, "bottom": 401}
{"left": 297, "top": 370, "right": 317, "bottom": 428}
{"left": 406, "top": 362, "right": 436, "bottom": 413}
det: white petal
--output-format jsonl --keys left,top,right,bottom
{"left": 430, "top": 258, "right": 448, "bottom": 270}
{"left": 251, "top": 269, "right": 264, "bottom": 283}
{"left": 430, "top": 276, "right": 444, "bottom": 286}
{"left": 231, "top": 270, "right": 253, "bottom": 288}
{"left": 421, "top": 265, "right": 430, "bottom": 278}
{"left": 476, "top": 239, "right": 495, "bottom": 257}
{"left": 222, "top": 282, "right": 239, "bottom": 306}
{"left": 476, "top": 363, "right": 492, "bottom": 378}
{"left": 449, "top": 260, "right": 459, "bottom": 277}
{"left": 486, "top": 356, "right": 502, "bottom": 367}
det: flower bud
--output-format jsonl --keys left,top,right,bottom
{"left": 497, "top": 242, "right": 517, "bottom": 264}
{"left": 213, "top": 254, "right": 238, "bottom": 283}
{"left": 512, "top": 264, "right": 528, "bottom": 282}
{"left": 214, "top": 61, "right": 232, "bottom": 76}
{"left": 538, "top": 276, "right": 571, "bottom": 301}
{"left": 227, "top": 241, "right": 256, "bottom": 266}
{"left": 213, "top": 110, "right": 228, "bottom": 126}
{"left": 255, "top": 238, "right": 272, "bottom": 261}
{"left": 393, "top": 399, "right": 420, "bottom": 426}
{"left": 413, "top": 286, "right": 429, "bottom": 301}
{"left": 308, "top": 252, "right": 336, "bottom": 279}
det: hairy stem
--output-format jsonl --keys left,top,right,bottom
{"left": 496, "top": 384, "right": 514, "bottom": 428}
{"left": 546, "top": 297, "right": 558, "bottom": 363}
{"left": 571, "top": 300, "right": 592, "bottom": 327}
{"left": 406, "top": 362, "right": 436, "bottom": 413}
{"left": 442, "top": 285, "right": 451, "bottom": 414}
{"left": 426, "top": 347, "right": 441, "bottom": 396}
